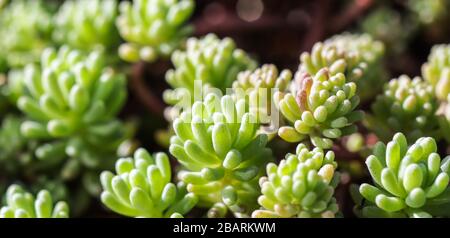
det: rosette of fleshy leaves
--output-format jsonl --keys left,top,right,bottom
{"left": 116, "top": 0, "right": 195, "bottom": 62}
{"left": 367, "top": 75, "right": 439, "bottom": 142}
{"left": 422, "top": 44, "right": 450, "bottom": 102}
{"left": 100, "top": 148, "right": 198, "bottom": 218}
{"left": 164, "top": 34, "right": 257, "bottom": 108}
{"left": 232, "top": 64, "right": 292, "bottom": 126}
{"left": 299, "top": 33, "right": 386, "bottom": 101}
{"left": 252, "top": 143, "right": 340, "bottom": 218}
{"left": 353, "top": 133, "right": 450, "bottom": 218}
{"left": 52, "top": 0, "right": 120, "bottom": 54}
{"left": 0, "top": 0, "right": 54, "bottom": 73}
{"left": 14, "top": 46, "right": 128, "bottom": 171}
{"left": 0, "top": 184, "right": 69, "bottom": 218}
{"left": 169, "top": 93, "right": 273, "bottom": 217}
{"left": 275, "top": 68, "right": 363, "bottom": 149}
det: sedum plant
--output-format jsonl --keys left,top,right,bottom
{"left": 16, "top": 46, "right": 126, "bottom": 148}
{"left": 11, "top": 46, "right": 130, "bottom": 181}
{"left": 100, "top": 148, "right": 197, "bottom": 218}
{"left": 422, "top": 44, "right": 450, "bottom": 101}
{"left": 252, "top": 143, "right": 340, "bottom": 218}
{"left": 232, "top": 64, "right": 292, "bottom": 125}
{"left": 361, "top": 7, "right": 417, "bottom": 55}
{"left": 116, "top": 0, "right": 195, "bottom": 62}
{"left": 164, "top": 34, "right": 257, "bottom": 107}
{"left": 354, "top": 133, "right": 450, "bottom": 218}
{"left": 169, "top": 93, "right": 272, "bottom": 217}
{"left": 0, "top": 184, "right": 69, "bottom": 218}
{"left": 275, "top": 68, "right": 363, "bottom": 149}
{"left": 0, "top": 0, "right": 54, "bottom": 73}
{"left": 367, "top": 75, "right": 439, "bottom": 142}
{"left": 408, "top": 0, "right": 448, "bottom": 25}
{"left": 52, "top": 0, "right": 120, "bottom": 53}
{"left": 299, "top": 33, "right": 386, "bottom": 101}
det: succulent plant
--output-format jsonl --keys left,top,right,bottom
{"left": 354, "top": 133, "right": 450, "bottom": 218}
{"left": 0, "top": 0, "right": 54, "bottom": 73}
{"left": 116, "top": 0, "right": 195, "bottom": 62}
{"left": 53, "top": 0, "right": 120, "bottom": 53}
{"left": 8, "top": 46, "right": 131, "bottom": 183}
{"left": 232, "top": 64, "right": 292, "bottom": 124}
{"left": 368, "top": 75, "right": 439, "bottom": 142}
{"left": 275, "top": 68, "right": 363, "bottom": 149}
{"left": 0, "top": 184, "right": 69, "bottom": 218}
{"left": 361, "top": 7, "right": 418, "bottom": 55}
{"left": 100, "top": 148, "right": 198, "bottom": 218}
{"left": 422, "top": 44, "right": 450, "bottom": 101}
{"left": 299, "top": 33, "right": 386, "bottom": 101}
{"left": 252, "top": 143, "right": 339, "bottom": 218}
{"left": 169, "top": 93, "right": 272, "bottom": 217}
{"left": 164, "top": 34, "right": 257, "bottom": 107}
{"left": 408, "top": 0, "right": 448, "bottom": 25}
{"left": 15, "top": 46, "right": 126, "bottom": 145}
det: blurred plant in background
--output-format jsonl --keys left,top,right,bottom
{"left": 53, "top": 0, "right": 121, "bottom": 57}
{"left": 116, "top": 0, "right": 195, "bottom": 62}
{"left": 0, "top": 0, "right": 54, "bottom": 74}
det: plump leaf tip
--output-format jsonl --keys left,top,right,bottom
{"left": 169, "top": 93, "right": 273, "bottom": 217}
{"left": 356, "top": 132, "right": 450, "bottom": 218}
{"left": 100, "top": 148, "right": 198, "bottom": 218}
{"left": 252, "top": 143, "right": 339, "bottom": 218}
{"left": 276, "top": 68, "right": 363, "bottom": 149}
{"left": 0, "top": 184, "right": 69, "bottom": 218}
{"left": 116, "top": 0, "right": 195, "bottom": 62}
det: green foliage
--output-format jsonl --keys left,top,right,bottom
{"left": 422, "top": 44, "right": 450, "bottom": 101}
{"left": 100, "top": 148, "right": 197, "bottom": 218}
{"left": 15, "top": 46, "right": 127, "bottom": 148}
{"left": 0, "top": 115, "right": 66, "bottom": 175}
{"left": 407, "top": 0, "right": 449, "bottom": 25}
{"left": 276, "top": 68, "right": 363, "bottom": 149}
{"left": 0, "top": 184, "right": 69, "bottom": 218}
{"left": 169, "top": 93, "right": 272, "bottom": 217}
{"left": 361, "top": 7, "right": 417, "bottom": 55}
{"left": 0, "top": 0, "right": 54, "bottom": 72}
{"left": 355, "top": 133, "right": 450, "bottom": 218}
{"left": 164, "top": 34, "right": 257, "bottom": 106}
{"left": 116, "top": 0, "right": 195, "bottom": 62}
{"left": 232, "top": 64, "right": 292, "bottom": 124}
{"left": 252, "top": 143, "right": 339, "bottom": 218}
{"left": 300, "top": 33, "right": 386, "bottom": 101}
{"left": 53, "top": 0, "right": 120, "bottom": 53}
{"left": 368, "top": 75, "right": 439, "bottom": 142}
